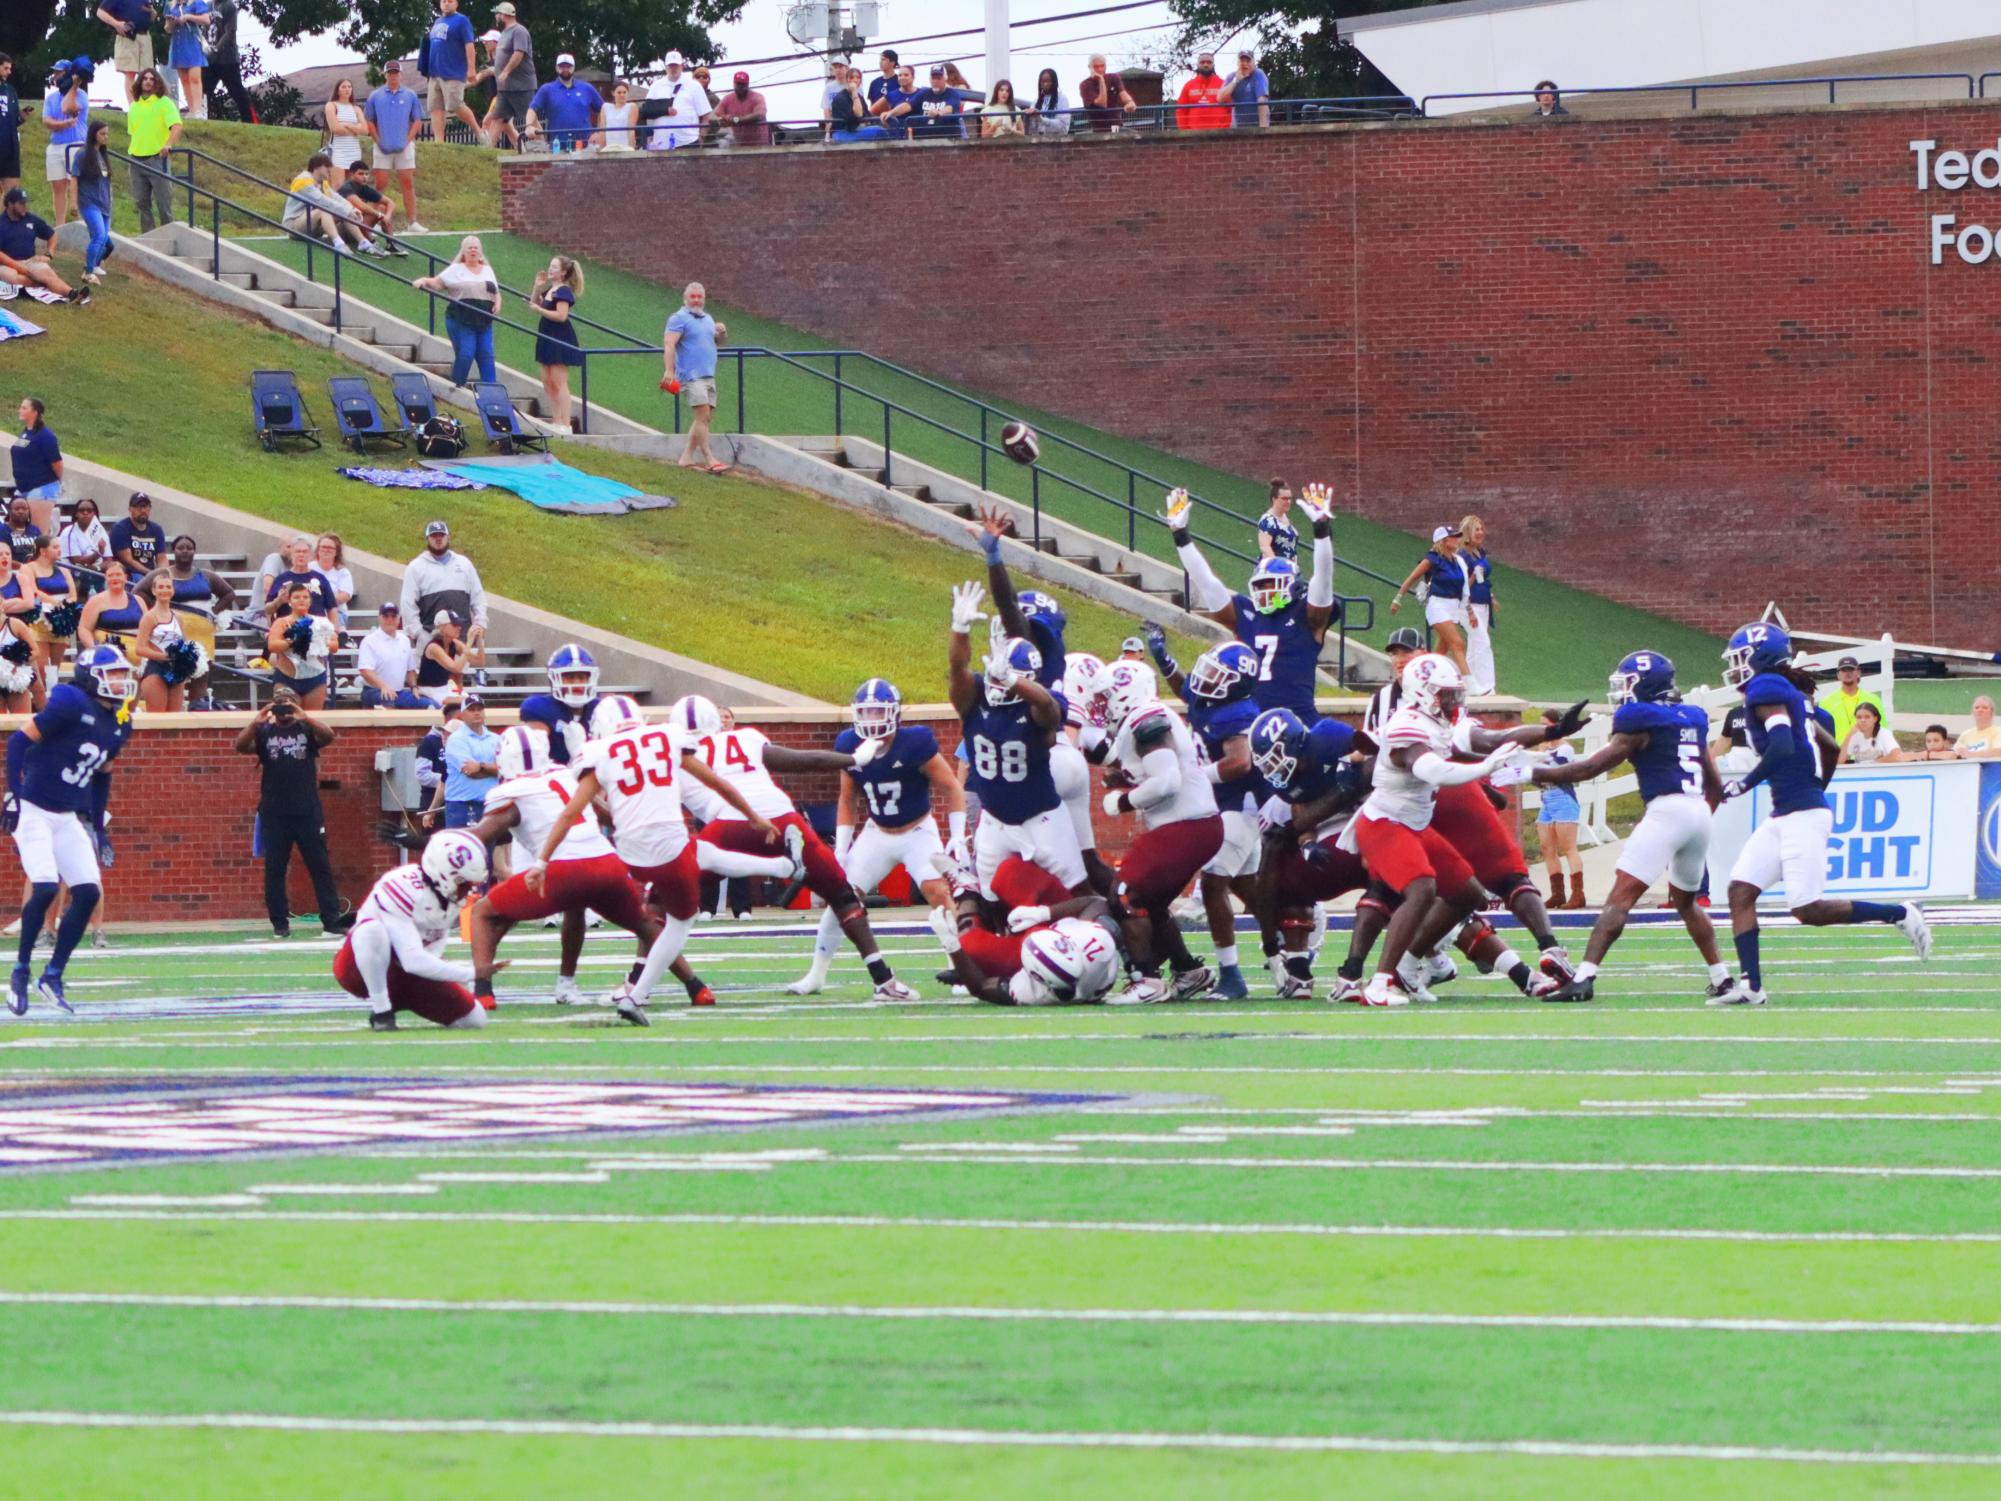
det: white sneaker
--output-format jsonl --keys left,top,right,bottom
{"left": 614, "top": 991, "right": 650, "bottom": 1026}
{"left": 786, "top": 966, "right": 829, "bottom": 996}
{"left": 1418, "top": 951, "right": 1458, "bottom": 989}
{"left": 1327, "top": 975, "right": 1366, "bottom": 1005}
{"left": 1362, "top": 974, "right": 1411, "bottom": 1008}
{"left": 872, "top": 978, "right": 919, "bottom": 1002}
{"left": 405, "top": 220, "right": 431, "bottom": 235}
{"left": 1538, "top": 946, "right": 1577, "bottom": 985}
{"left": 1109, "top": 975, "right": 1169, "bottom": 1006}
{"left": 1276, "top": 973, "right": 1314, "bottom": 1000}
{"left": 358, "top": 238, "right": 388, "bottom": 257}
{"left": 1899, "top": 904, "right": 1933, "bottom": 962}
{"left": 1394, "top": 956, "right": 1438, "bottom": 1004}
{"left": 1168, "top": 964, "right": 1214, "bottom": 1001}
{"left": 553, "top": 975, "right": 587, "bottom": 1006}
{"left": 928, "top": 848, "right": 977, "bottom": 899}
{"left": 783, "top": 824, "right": 808, "bottom": 882}
{"left": 1706, "top": 978, "right": 1767, "bottom": 1007}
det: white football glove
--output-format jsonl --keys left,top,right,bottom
{"left": 944, "top": 835, "right": 970, "bottom": 869}
{"left": 1161, "top": 487, "right": 1192, "bottom": 529}
{"left": 1257, "top": 804, "right": 1291, "bottom": 835}
{"left": 926, "top": 905, "right": 962, "bottom": 954}
{"left": 1721, "top": 778, "right": 1747, "bottom": 802}
{"left": 851, "top": 736, "right": 883, "bottom": 768}
{"left": 1296, "top": 482, "right": 1334, "bottom": 524}
{"left": 1007, "top": 904, "right": 1051, "bottom": 934}
{"left": 1483, "top": 743, "right": 1528, "bottom": 775}
{"left": 991, "top": 661, "right": 1021, "bottom": 693}
{"left": 950, "top": 581, "right": 987, "bottom": 635}
{"left": 1101, "top": 790, "right": 1126, "bottom": 818}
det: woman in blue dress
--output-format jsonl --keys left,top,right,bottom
{"left": 528, "top": 255, "right": 585, "bottom": 433}
{"left": 166, "top": 0, "right": 213, "bottom": 121}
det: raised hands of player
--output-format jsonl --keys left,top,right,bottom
{"left": 1007, "top": 904, "right": 1051, "bottom": 934}
{"left": 1296, "top": 482, "right": 1334, "bottom": 525}
{"left": 926, "top": 905, "right": 962, "bottom": 953}
{"left": 1548, "top": 700, "right": 1589, "bottom": 739}
{"left": 977, "top": 503, "right": 1011, "bottom": 563}
{"left": 851, "top": 736, "right": 883, "bottom": 768}
{"left": 950, "top": 581, "right": 987, "bottom": 636}
{"left": 1143, "top": 622, "right": 1175, "bottom": 677}
{"left": 1161, "top": 487, "right": 1193, "bottom": 530}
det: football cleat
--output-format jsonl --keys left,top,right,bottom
{"left": 1393, "top": 956, "right": 1438, "bottom": 1004}
{"left": 1899, "top": 904, "right": 1933, "bottom": 962}
{"left": 784, "top": 824, "right": 808, "bottom": 883}
{"left": 1169, "top": 965, "right": 1215, "bottom": 1001}
{"left": 1541, "top": 975, "right": 1596, "bottom": 1004}
{"left": 36, "top": 971, "right": 72, "bottom": 1015}
{"left": 928, "top": 848, "right": 978, "bottom": 900}
{"left": 368, "top": 1010, "right": 398, "bottom": 1031}
{"left": 1361, "top": 974, "right": 1412, "bottom": 1008}
{"left": 1707, "top": 978, "right": 1767, "bottom": 1007}
{"left": 1109, "top": 975, "right": 1169, "bottom": 1006}
{"left": 688, "top": 986, "right": 716, "bottom": 1008}
{"left": 1417, "top": 951, "right": 1459, "bottom": 989}
{"left": 1209, "top": 965, "right": 1249, "bottom": 1001}
{"left": 1327, "top": 975, "right": 1366, "bottom": 1005}
{"left": 1538, "top": 946, "right": 1577, "bottom": 985}
{"left": 1275, "top": 972, "right": 1314, "bottom": 1000}
{"left": 1703, "top": 977, "right": 1737, "bottom": 1003}
{"left": 614, "top": 991, "right": 651, "bottom": 1026}
{"left": 873, "top": 978, "right": 920, "bottom": 1003}
{"left": 552, "top": 975, "right": 587, "bottom": 1006}
{"left": 7, "top": 964, "right": 29, "bottom": 1016}
{"left": 784, "top": 970, "right": 827, "bottom": 996}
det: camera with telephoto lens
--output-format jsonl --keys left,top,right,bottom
{"left": 56, "top": 57, "right": 96, "bottom": 90}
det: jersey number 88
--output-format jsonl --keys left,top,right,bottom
{"left": 971, "top": 734, "right": 1029, "bottom": 783}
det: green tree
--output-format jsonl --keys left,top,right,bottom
{"left": 1170, "top": 0, "right": 1451, "bottom": 98}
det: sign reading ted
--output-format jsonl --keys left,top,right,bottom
{"left": 1912, "top": 137, "right": 2001, "bottom": 263}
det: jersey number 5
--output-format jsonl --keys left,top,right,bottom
{"left": 606, "top": 730, "right": 678, "bottom": 795}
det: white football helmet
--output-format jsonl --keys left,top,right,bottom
{"left": 1401, "top": 653, "right": 1466, "bottom": 725}
{"left": 494, "top": 724, "right": 551, "bottom": 781}
{"left": 420, "top": 829, "right": 489, "bottom": 901}
{"left": 1096, "top": 659, "right": 1158, "bottom": 732}
{"left": 1061, "top": 651, "right": 1107, "bottom": 727}
{"left": 589, "top": 694, "right": 645, "bottom": 741}
{"left": 1052, "top": 916, "right": 1120, "bottom": 1002}
{"left": 671, "top": 693, "right": 723, "bottom": 738}
{"left": 1007, "top": 926, "right": 1087, "bottom": 1006}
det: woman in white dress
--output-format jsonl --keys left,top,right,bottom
{"left": 323, "top": 79, "right": 368, "bottom": 171}
{"left": 598, "top": 81, "right": 640, "bottom": 150}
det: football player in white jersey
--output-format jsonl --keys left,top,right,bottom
{"left": 1093, "top": 659, "right": 1225, "bottom": 1004}
{"left": 928, "top": 903, "right": 1122, "bottom": 1005}
{"left": 466, "top": 725, "right": 659, "bottom": 1025}
{"left": 334, "top": 829, "right": 492, "bottom": 1031}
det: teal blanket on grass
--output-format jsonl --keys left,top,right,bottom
{"left": 422, "top": 455, "right": 677, "bottom": 516}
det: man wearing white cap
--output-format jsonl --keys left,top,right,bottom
{"left": 480, "top": 1, "right": 536, "bottom": 148}
{"left": 526, "top": 53, "right": 602, "bottom": 153}
{"left": 642, "top": 50, "right": 710, "bottom": 151}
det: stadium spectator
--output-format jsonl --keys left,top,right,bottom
{"left": 1532, "top": 80, "right": 1569, "bottom": 118}
{"left": 323, "top": 77, "right": 368, "bottom": 171}
{"left": 897, "top": 65, "right": 965, "bottom": 141}
{"left": 1955, "top": 695, "right": 2001, "bottom": 757}
{"left": 1824, "top": 656, "right": 1884, "bottom": 747}
{"left": 97, "top": 0, "right": 158, "bottom": 103}
{"left": 1920, "top": 725, "right": 1959, "bottom": 760}
{"left": 1535, "top": 710, "right": 1585, "bottom": 908}
{"left": 265, "top": 580, "right": 337, "bottom": 708}
{"left": 818, "top": 57, "right": 846, "bottom": 137}
{"left": 141, "top": 533, "right": 235, "bottom": 706}
{"left": 664, "top": 280, "right": 728, "bottom": 473}
{"left": 980, "top": 79, "right": 1024, "bottom": 138}
{"left": 40, "top": 60, "right": 87, "bottom": 228}
{"left": 283, "top": 152, "right": 379, "bottom": 255}
{"left": 357, "top": 601, "right": 424, "bottom": 707}
{"left": 1838, "top": 702, "right": 1904, "bottom": 766}
{"left": 440, "top": 692, "right": 498, "bottom": 826}
{"left": 1256, "top": 478, "right": 1297, "bottom": 561}
{"left": 1388, "top": 524, "right": 1471, "bottom": 677}
{"left": 1118, "top": 636, "right": 1146, "bottom": 662}
{"left": 0, "top": 54, "right": 19, "bottom": 200}
{"left": 414, "top": 235, "right": 501, "bottom": 385}
{"left": 1177, "top": 53, "right": 1230, "bottom": 130}
{"left": 714, "top": 71, "right": 770, "bottom": 148}
{"left": 366, "top": 59, "right": 425, "bottom": 231}
{"left": 692, "top": 65, "right": 722, "bottom": 147}
{"left": 422, "top": 0, "right": 482, "bottom": 150}
{"left": 336, "top": 161, "right": 405, "bottom": 251}
{"left": 942, "top": 63, "right": 983, "bottom": 137}
{"left": 262, "top": 534, "right": 335, "bottom": 619}
{"left": 0, "top": 577, "right": 32, "bottom": 714}
{"left": 0, "top": 188, "right": 83, "bottom": 302}
{"left": 872, "top": 64, "right": 918, "bottom": 139}
{"left": 133, "top": 570, "right": 190, "bottom": 711}
{"left": 202, "top": 0, "right": 256, "bottom": 123}
{"left": 1078, "top": 56, "right": 1134, "bottom": 132}
{"left": 830, "top": 68, "right": 887, "bottom": 143}
{"left": 400, "top": 519, "right": 488, "bottom": 658}
{"left": 1027, "top": 68, "right": 1071, "bottom": 135}
{"left": 126, "top": 68, "right": 184, "bottom": 236}
{"left": 315, "top": 532, "right": 354, "bottom": 625}
{"left": 868, "top": 50, "right": 900, "bottom": 106}
{"left": 414, "top": 692, "right": 462, "bottom": 823}
{"left": 1221, "top": 50, "right": 1269, "bottom": 128}
{"left": 77, "top": 559, "right": 142, "bottom": 650}
{"left": 236, "top": 686, "right": 350, "bottom": 940}
{"left": 480, "top": 2, "right": 536, "bottom": 149}
{"left": 22, "top": 533, "right": 75, "bottom": 698}
{"left": 73, "top": 121, "right": 115, "bottom": 285}
{"left": 529, "top": 254, "right": 584, "bottom": 432}
{"left": 10, "top": 398, "right": 63, "bottom": 504}
{"left": 1710, "top": 702, "right": 1755, "bottom": 773}
{"left": 164, "top": 0, "right": 213, "bottom": 121}
{"left": 1459, "top": 512, "right": 1496, "bottom": 695}
{"left": 526, "top": 53, "right": 601, "bottom": 153}
{"left": 598, "top": 80, "right": 640, "bottom": 150}
{"left": 110, "top": 491, "right": 168, "bottom": 574}
{"left": 56, "top": 497, "right": 109, "bottom": 569}
{"left": 6, "top": 497, "right": 43, "bottom": 561}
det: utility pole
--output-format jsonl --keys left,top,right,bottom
{"left": 984, "top": 0, "right": 1008, "bottom": 92}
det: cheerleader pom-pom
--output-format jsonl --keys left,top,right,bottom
{"left": 0, "top": 658, "right": 33, "bottom": 695}
{"left": 0, "top": 636, "right": 33, "bottom": 667}
{"left": 310, "top": 616, "right": 337, "bottom": 661}
{"left": 43, "top": 601, "right": 82, "bottom": 640}
{"left": 286, "top": 615, "right": 317, "bottom": 657}
{"left": 163, "top": 638, "right": 207, "bottom": 686}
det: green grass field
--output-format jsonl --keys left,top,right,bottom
{"left": 2, "top": 912, "right": 1998, "bottom": 1498}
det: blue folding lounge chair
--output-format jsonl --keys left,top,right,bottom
{"left": 390, "top": 371, "right": 440, "bottom": 430}
{"left": 327, "top": 376, "right": 410, "bottom": 453}
{"left": 250, "top": 369, "right": 321, "bottom": 452}
{"left": 471, "top": 381, "right": 548, "bottom": 455}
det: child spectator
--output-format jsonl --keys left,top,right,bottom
{"left": 1920, "top": 724, "right": 1959, "bottom": 760}
{"left": 1838, "top": 702, "right": 1904, "bottom": 765}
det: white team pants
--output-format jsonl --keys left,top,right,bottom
{"left": 1050, "top": 741, "right": 1097, "bottom": 853}
{"left": 1464, "top": 602, "right": 1495, "bottom": 695}
{"left": 1202, "top": 809, "right": 1263, "bottom": 880}
{"left": 975, "top": 805, "right": 1087, "bottom": 901}
{"left": 1729, "top": 806, "right": 1833, "bottom": 907}
{"left": 13, "top": 802, "right": 100, "bottom": 888}
{"left": 1614, "top": 793, "right": 1711, "bottom": 893}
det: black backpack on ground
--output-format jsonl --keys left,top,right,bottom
{"left": 416, "top": 415, "right": 467, "bottom": 459}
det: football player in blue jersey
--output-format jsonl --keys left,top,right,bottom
{"left": 1531, "top": 650, "right": 1732, "bottom": 1003}
{"left": 1247, "top": 708, "right": 1373, "bottom": 997}
{"left": 516, "top": 642, "right": 600, "bottom": 766}
{"left": 1713, "top": 623, "right": 1931, "bottom": 1006}
{"left": 788, "top": 677, "right": 968, "bottom": 994}
{"left": 5, "top": 644, "right": 135, "bottom": 1015}
{"left": 1165, "top": 482, "right": 1339, "bottom": 720}
{"left": 947, "top": 580, "right": 1087, "bottom": 900}
{"left": 1148, "top": 628, "right": 1266, "bottom": 997}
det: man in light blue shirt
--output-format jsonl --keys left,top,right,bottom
{"left": 41, "top": 63, "right": 89, "bottom": 228}
{"left": 663, "top": 280, "right": 728, "bottom": 473}
{"left": 1222, "top": 49, "right": 1269, "bottom": 128}
{"left": 365, "top": 58, "right": 429, "bottom": 232}
{"left": 441, "top": 695, "right": 499, "bottom": 827}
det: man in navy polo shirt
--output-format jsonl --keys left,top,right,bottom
{"left": 0, "top": 188, "right": 81, "bottom": 302}
{"left": 525, "top": 54, "right": 601, "bottom": 153}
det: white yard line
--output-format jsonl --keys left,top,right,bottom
{"left": 0, "top": 1410, "right": 1990, "bottom": 1465}
{"left": 857, "top": 1151, "right": 2001, "bottom": 1179}
{"left": 2, "top": 1289, "right": 1995, "bottom": 1337}
{"left": 8, "top": 1063, "right": 1999, "bottom": 1078}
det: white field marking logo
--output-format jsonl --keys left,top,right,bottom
{"left": 0, "top": 1080, "right": 1111, "bottom": 1171}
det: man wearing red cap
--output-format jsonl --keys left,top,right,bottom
{"left": 714, "top": 70, "right": 769, "bottom": 147}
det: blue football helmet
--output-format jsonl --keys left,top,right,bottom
{"left": 546, "top": 643, "right": 600, "bottom": 707}
{"left": 1608, "top": 650, "right": 1676, "bottom": 707}
{"left": 983, "top": 636, "right": 1043, "bottom": 705}
{"left": 1187, "top": 641, "right": 1261, "bottom": 703}
{"left": 1248, "top": 707, "right": 1310, "bottom": 789}
{"left": 1249, "top": 557, "right": 1298, "bottom": 615}
{"left": 1017, "top": 590, "right": 1067, "bottom": 635}
{"left": 74, "top": 643, "right": 135, "bottom": 705}
{"left": 1723, "top": 623, "right": 1792, "bottom": 690}
{"left": 852, "top": 677, "right": 902, "bottom": 741}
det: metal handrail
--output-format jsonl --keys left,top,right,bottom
{"left": 1981, "top": 72, "right": 2001, "bottom": 99}
{"left": 1422, "top": 72, "right": 1977, "bottom": 114}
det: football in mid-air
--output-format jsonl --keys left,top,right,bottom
{"left": 1001, "top": 420, "right": 1040, "bottom": 466}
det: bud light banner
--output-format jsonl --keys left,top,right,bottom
{"left": 1978, "top": 763, "right": 2001, "bottom": 901}
{"left": 1710, "top": 763, "right": 1982, "bottom": 902}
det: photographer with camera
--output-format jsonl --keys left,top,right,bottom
{"left": 95, "top": 1, "right": 157, "bottom": 104}
{"left": 40, "top": 57, "right": 90, "bottom": 228}
{"left": 234, "top": 685, "right": 351, "bottom": 939}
